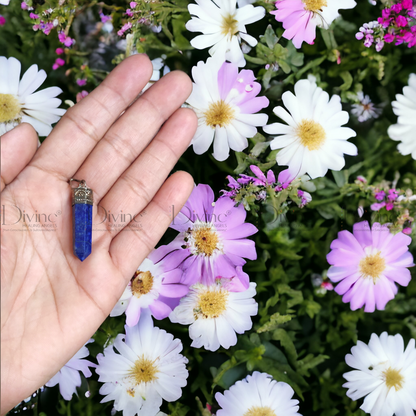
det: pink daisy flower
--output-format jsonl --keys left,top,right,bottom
{"left": 271, "top": 0, "right": 357, "bottom": 49}
{"left": 327, "top": 221, "right": 414, "bottom": 312}
{"left": 151, "top": 184, "right": 258, "bottom": 290}
{"left": 187, "top": 58, "right": 269, "bottom": 161}
{"left": 110, "top": 257, "right": 189, "bottom": 326}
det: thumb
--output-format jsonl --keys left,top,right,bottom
{"left": 1, "top": 123, "right": 39, "bottom": 192}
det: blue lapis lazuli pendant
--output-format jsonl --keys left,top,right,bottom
{"left": 71, "top": 179, "right": 93, "bottom": 261}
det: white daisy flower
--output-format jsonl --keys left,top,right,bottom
{"left": 186, "top": 0, "right": 265, "bottom": 67}
{"left": 96, "top": 311, "right": 189, "bottom": 416}
{"left": 45, "top": 340, "right": 96, "bottom": 400}
{"left": 187, "top": 58, "right": 269, "bottom": 161}
{"left": 263, "top": 77, "right": 357, "bottom": 179}
{"left": 0, "top": 56, "right": 66, "bottom": 136}
{"left": 215, "top": 371, "right": 302, "bottom": 416}
{"left": 343, "top": 332, "right": 416, "bottom": 416}
{"left": 169, "top": 280, "right": 258, "bottom": 352}
{"left": 387, "top": 73, "right": 416, "bottom": 160}
{"left": 0, "top": 0, "right": 10, "bottom": 5}
{"left": 110, "top": 257, "right": 188, "bottom": 326}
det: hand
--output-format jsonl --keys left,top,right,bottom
{"left": 0, "top": 54, "right": 197, "bottom": 415}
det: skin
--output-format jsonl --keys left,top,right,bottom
{"left": 0, "top": 54, "right": 197, "bottom": 415}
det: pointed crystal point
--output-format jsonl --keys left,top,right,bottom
{"left": 72, "top": 204, "right": 92, "bottom": 261}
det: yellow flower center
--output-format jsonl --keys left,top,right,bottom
{"left": 244, "top": 406, "right": 277, "bottom": 416}
{"left": 221, "top": 13, "right": 239, "bottom": 38}
{"left": 131, "top": 270, "right": 154, "bottom": 297}
{"left": 359, "top": 252, "right": 386, "bottom": 283}
{"left": 297, "top": 119, "right": 327, "bottom": 150}
{"left": 192, "top": 225, "right": 219, "bottom": 256}
{"left": 197, "top": 288, "right": 228, "bottom": 318}
{"left": 0, "top": 93, "right": 21, "bottom": 123}
{"left": 383, "top": 367, "right": 404, "bottom": 391}
{"left": 204, "top": 100, "right": 235, "bottom": 128}
{"left": 126, "top": 356, "right": 158, "bottom": 396}
{"left": 303, "top": 0, "right": 327, "bottom": 12}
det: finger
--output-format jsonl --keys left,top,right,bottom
{"left": 109, "top": 171, "right": 194, "bottom": 278}
{"left": 29, "top": 54, "right": 153, "bottom": 180}
{"left": 73, "top": 71, "right": 193, "bottom": 202}
{"left": 1, "top": 123, "right": 38, "bottom": 191}
{"left": 97, "top": 107, "right": 197, "bottom": 237}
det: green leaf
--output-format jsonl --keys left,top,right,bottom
{"left": 265, "top": 24, "right": 279, "bottom": 49}
{"left": 272, "top": 328, "right": 298, "bottom": 364}
{"left": 257, "top": 312, "right": 293, "bottom": 333}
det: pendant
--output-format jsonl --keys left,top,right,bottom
{"left": 70, "top": 179, "right": 93, "bottom": 261}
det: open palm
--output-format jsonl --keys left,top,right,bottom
{"left": 0, "top": 55, "right": 197, "bottom": 415}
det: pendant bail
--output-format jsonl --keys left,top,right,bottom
{"left": 70, "top": 178, "right": 94, "bottom": 206}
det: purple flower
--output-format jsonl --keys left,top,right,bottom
{"left": 188, "top": 59, "right": 269, "bottom": 161}
{"left": 45, "top": 341, "right": 96, "bottom": 400}
{"left": 0, "top": 16, "right": 5, "bottom": 26}
{"left": 117, "top": 21, "right": 132, "bottom": 37}
{"left": 99, "top": 11, "right": 111, "bottom": 23}
{"left": 391, "top": 3, "right": 403, "bottom": 13}
{"left": 76, "top": 78, "right": 87, "bottom": 87}
{"left": 110, "top": 257, "right": 189, "bottom": 326}
{"left": 151, "top": 184, "right": 257, "bottom": 290}
{"left": 76, "top": 90, "right": 89, "bottom": 102}
{"left": 221, "top": 176, "right": 241, "bottom": 198}
{"left": 388, "top": 189, "right": 399, "bottom": 202}
{"left": 298, "top": 189, "right": 312, "bottom": 207}
{"left": 371, "top": 202, "right": 386, "bottom": 211}
{"left": 275, "top": 169, "right": 293, "bottom": 191}
{"left": 58, "top": 32, "right": 74, "bottom": 47}
{"left": 364, "top": 34, "right": 374, "bottom": 47}
{"left": 384, "top": 32, "right": 395, "bottom": 43}
{"left": 56, "top": 47, "right": 64, "bottom": 55}
{"left": 29, "top": 13, "right": 39, "bottom": 19}
{"left": 375, "top": 190, "right": 386, "bottom": 201}
{"left": 396, "top": 15, "right": 409, "bottom": 27}
{"left": 52, "top": 57, "right": 65, "bottom": 70}
{"left": 237, "top": 166, "right": 276, "bottom": 187}
{"left": 327, "top": 221, "right": 414, "bottom": 312}
{"left": 21, "top": 2, "right": 28, "bottom": 9}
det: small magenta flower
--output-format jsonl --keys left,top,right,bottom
{"left": 76, "top": 90, "right": 89, "bottom": 102}
{"left": 396, "top": 15, "right": 409, "bottom": 27}
{"left": 375, "top": 190, "right": 386, "bottom": 201}
{"left": 52, "top": 57, "right": 65, "bottom": 70}
{"left": 387, "top": 189, "right": 399, "bottom": 202}
{"left": 76, "top": 79, "right": 87, "bottom": 87}
{"left": 29, "top": 12, "right": 39, "bottom": 19}
{"left": 370, "top": 202, "right": 386, "bottom": 211}
{"left": 327, "top": 221, "right": 414, "bottom": 312}
{"left": 21, "top": 1, "right": 28, "bottom": 9}
{"left": 117, "top": 21, "right": 132, "bottom": 36}
{"left": 56, "top": 47, "right": 64, "bottom": 55}
{"left": 0, "top": 15, "right": 5, "bottom": 25}
{"left": 238, "top": 165, "right": 276, "bottom": 187}
{"left": 58, "top": 32, "right": 74, "bottom": 47}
